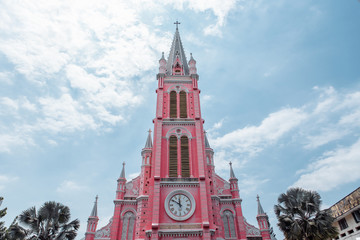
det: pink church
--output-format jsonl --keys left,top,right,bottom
{"left": 84, "top": 24, "right": 277, "bottom": 240}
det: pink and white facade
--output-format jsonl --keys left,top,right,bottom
{"left": 84, "top": 25, "right": 277, "bottom": 240}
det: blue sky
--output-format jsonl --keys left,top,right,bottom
{"left": 1, "top": 0, "right": 360, "bottom": 239}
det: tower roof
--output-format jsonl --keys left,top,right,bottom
{"left": 90, "top": 195, "right": 98, "bottom": 217}
{"left": 229, "top": 161, "right": 236, "bottom": 179}
{"left": 257, "top": 195, "right": 266, "bottom": 215}
{"left": 166, "top": 23, "right": 189, "bottom": 75}
{"left": 144, "top": 129, "right": 153, "bottom": 149}
{"left": 204, "top": 131, "right": 211, "bottom": 149}
{"left": 120, "top": 162, "right": 126, "bottom": 179}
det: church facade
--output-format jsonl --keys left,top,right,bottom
{"left": 84, "top": 25, "right": 277, "bottom": 240}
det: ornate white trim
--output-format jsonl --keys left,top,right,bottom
{"left": 165, "top": 126, "right": 192, "bottom": 139}
{"left": 166, "top": 84, "right": 190, "bottom": 93}
{"left": 164, "top": 189, "right": 196, "bottom": 221}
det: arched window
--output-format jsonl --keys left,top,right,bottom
{"left": 181, "top": 136, "right": 190, "bottom": 177}
{"left": 169, "top": 136, "right": 178, "bottom": 177}
{"left": 170, "top": 91, "right": 177, "bottom": 118}
{"left": 222, "top": 210, "right": 236, "bottom": 239}
{"left": 121, "top": 211, "right": 136, "bottom": 240}
{"left": 179, "top": 91, "right": 187, "bottom": 118}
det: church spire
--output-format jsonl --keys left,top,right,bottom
{"left": 229, "top": 161, "right": 236, "bottom": 179}
{"left": 120, "top": 162, "right": 125, "bottom": 179}
{"left": 144, "top": 129, "right": 152, "bottom": 149}
{"left": 90, "top": 195, "right": 98, "bottom": 217}
{"left": 204, "top": 130, "right": 211, "bottom": 149}
{"left": 166, "top": 22, "right": 189, "bottom": 75}
{"left": 257, "top": 195, "right": 265, "bottom": 215}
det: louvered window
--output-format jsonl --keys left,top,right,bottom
{"left": 121, "top": 211, "right": 136, "bottom": 240}
{"left": 170, "top": 91, "right": 177, "bottom": 118}
{"left": 169, "top": 136, "right": 178, "bottom": 177}
{"left": 179, "top": 91, "right": 187, "bottom": 118}
{"left": 181, "top": 136, "right": 190, "bottom": 177}
{"left": 223, "top": 210, "right": 236, "bottom": 239}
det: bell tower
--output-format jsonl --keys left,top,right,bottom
{"left": 86, "top": 23, "right": 277, "bottom": 240}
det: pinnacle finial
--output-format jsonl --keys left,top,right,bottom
{"left": 90, "top": 195, "right": 98, "bottom": 217}
{"left": 144, "top": 129, "right": 153, "bottom": 149}
{"left": 174, "top": 20, "right": 180, "bottom": 30}
{"left": 229, "top": 161, "right": 236, "bottom": 179}
{"left": 204, "top": 130, "right": 211, "bottom": 148}
{"left": 120, "top": 162, "right": 126, "bottom": 179}
{"left": 257, "top": 194, "right": 265, "bottom": 215}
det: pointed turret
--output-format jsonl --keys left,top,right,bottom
{"left": 116, "top": 162, "right": 126, "bottom": 199}
{"left": 189, "top": 53, "right": 197, "bottom": 75}
{"left": 256, "top": 195, "right": 272, "bottom": 240}
{"left": 90, "top": 195, "right": 98, "bottom": 217}
{"left": 166, "top": 22, "right": 189, "bottom": 75}
{"left": 144, "top": 129, "right": 153, "bottom": 149}
{"left": 204, "top": 130, "right": 211, "bottom": 149}
{"left": 85, "top": 196, "right": 99, "bottom": 240}
{"left": 229, "top": 162, "right": 240, "bottom": 199}
{"left": 120, "top": 162, "right": 126, "bottom": 179}
{"left": 159, "top": 52, "right": 166, "bottom": 74}
{"left": 229, "top": 161, "right": 236, "bottom": 179}
{"left": 257, "top": 195, "right": 265, "bottom": 215}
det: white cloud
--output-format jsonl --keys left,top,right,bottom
{"left": 238, "top": 176, "right": 269, "bottom": 196}
{"left": 0, "top": 0, "right": 238, "bottom": 153}
{"left": 56, "top": 180, "right": 88, "bottom": 193}
{"left": 213, "top": 108, "right": 307, "bottom": 155}
{"left": 0, "top": 71, "right": 14, "bottom": 85}
{"left": 0, "top": 175, "right": 19, "bottom": 190}
{"left": 211, "top": 86, "right": 360, "bottom": 193}
{"left": 292, "top": 138, "right": 360, "bottom": 191}
{"left": 0, "top": 133, "right": 34, "bottom": 153}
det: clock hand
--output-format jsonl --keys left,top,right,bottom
{"left": 179, "top": 197, "right": 182, "bottom": 208}
{"left": 171, "top": 199, "right": 180, "bottom": 206}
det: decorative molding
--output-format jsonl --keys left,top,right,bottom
{"left": 166, "top": 84, "right": 190, "bottom": 93}
{"left": 165, "top": 126, "right": 193, "bottom": 139}
{"left": 164, "top": 189, "right": 196, "bottom": 221}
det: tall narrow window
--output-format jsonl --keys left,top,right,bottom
{"left": 223, "top": 210, "right": 236, "bottom": 239}
{"left": 121, "top": 212, "right": 135, "bottom": 240}
{"left": 169, "top": 136, "right": 178, "bottom": 177}
{"left": 179, "top": 91, "right": 187, "bottom": 118}
{"left": 338, "top": 218, "right": 348, "bottom": 230}
{"left": 181, "top": 136, "right": 190, "bottom": 177}
{"left": 170, "top": 91, "right": 177, "bottom": 118}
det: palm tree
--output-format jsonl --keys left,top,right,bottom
{"left": 9, "top": 201, "right": 79, "bottom": 240}
{"left": 0, "top": 197, "right": 8, "bottom": 240}
{"left": 274, "top": 187, "right": 338, "bottom": 240}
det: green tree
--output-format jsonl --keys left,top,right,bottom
{"left": 9, "top": 201, "right": 80, "bottom": 240}
{"left": 0, "top": 197, "right": 8, "bottom": 240}
{"left": 274, "top": 187, "right": 338, "bottom": 240}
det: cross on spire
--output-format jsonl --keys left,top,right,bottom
{"left": 174, "top": 20, "right": 181, "bottom": 30}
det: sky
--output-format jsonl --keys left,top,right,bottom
{"left": 0, "top": 0, "right": 360, "bottom": 239}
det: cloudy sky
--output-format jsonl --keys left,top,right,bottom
{"left": 1, "top": 0, "right": 359, "bottom": 238}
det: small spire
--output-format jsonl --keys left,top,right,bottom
{"left": 257, "top": 195, "right": 265, "bottom": 215}
{"left": 229, "top": 161, "right": 236, "bottom": 179}
{"left": 166, "top": 22, "right": 189, "bottom": 75}
{"left": 90, "top": 195, "right": 98, "bottom": 217}
{"left": 189, "top": 53, "right": 195, "bottom": 61}
{"left": 144, "top": 129, "right": 153, "bottom": 148}
{"left": 160, "top": 52, "right": 165, "bottom": 60}
{"left": 204, "top": 130, "right": 211, "bottom": 148}
{"left": 120, "top": 162, "right": 126, "bottom": 179}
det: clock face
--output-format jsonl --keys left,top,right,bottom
{"left": 169, "top": 194, "right": 191, "bottom": 217}
{"left": 165, "top": 190, "right": 196, "bottom": 221}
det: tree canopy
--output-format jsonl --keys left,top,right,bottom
{"left": 9, "top": 201, "right": 80, "bottom": 240}
{"left": 274, "top": 187, "right": 338, "bottom": 240}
